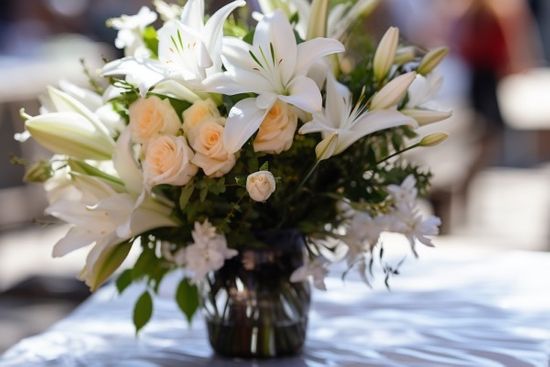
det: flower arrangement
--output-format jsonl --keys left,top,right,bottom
{"left": 18, "top": 0, "right": 450, "bottom": 338}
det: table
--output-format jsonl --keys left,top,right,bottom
{"left": 1, "top": 245, "right": 550, "bottom": 367}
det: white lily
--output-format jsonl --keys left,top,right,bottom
{"left": 46, "top": 174, "right": 178, "bottom": 290}
{"left": 102, "top": 0, "right": 245, "bottom": 99}
{"left": 299, "top": 73, "right": 415, "bottom": 160}
{"left": 205, "top": 10, "right": 344, "bottom": 153}
{"left": 24, "top": 87, "right": 115, "bottom": 160}
{"left": 401, "top": 73, "right": 452, "bottom": 126}
{"left": 107, "top": 6, "right": 158, "bottom": 59}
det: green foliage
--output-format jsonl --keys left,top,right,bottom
{"left": 176, "top": 279, "right": 200, "bottom": 323}
{"left": 116, "top": 269, "right": 134, "bottom": 294}
{"left": 143, "top": 26, "right": 159, "bottom": 58}
{"left": 133, "top": 291, "right": 153, "bottom": 334}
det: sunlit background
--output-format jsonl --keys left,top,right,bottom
{"left": 0, "top": 0, "right": 549, "bottom": 353}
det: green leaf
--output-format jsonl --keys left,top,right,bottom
{"left": 133, "top": 291, "right": 153, "bottom": 334}
{"left": 89, "top": 241, "right": 132, "bottom": 291}
{"left": 179, "top": 183, "right": 195, "bottom": 210}
{"left": 235, "top": 176, "right": 246, "bottom": 186}
{"left": 199, "top": 184, "right": 208, "bottom": 202}
{"left": 242, "top": 30, "right": 254, "bottom": 45}
{"left": 116, "top": 269, "right": 133, "bottom": 294}
{"left": 132, "top": 249, "right": 156, "bottom": 280}
{"left": 259, "top": 161, "right": 269, "bottom": 171}
{"left": 289, "top": 11, "right": 300, "bottom": 25}
{"left": 176, "top": 278, "right": 200, "bottom": 323}
{"left": 248, "top": 156, "right": 259, "bottom": 172}
{"left": 143, "top": 26, "right": 159, "bottom": 57}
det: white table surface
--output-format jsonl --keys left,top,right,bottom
{"left": 1, "top": 245, "right": 550, "bottom": 367}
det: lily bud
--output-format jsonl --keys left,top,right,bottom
{"left": 82, "top": 241, "right": 132, "bottom": 292}
{"left": 307, "top": 0, "right": 329, "bottom": 39}
{"left": 395, "top": 46, "right": 416, "bottom": 65}
{"left": 419, "top": 133, "right": 448, "bottom": 147}
{"left": 373, "top": 27, "right": 399, "bottom": 81}
{"left": 401, "top": 108, "right": 452, "bottom": 126}
{"left": 370, "top": 72, "right": 416, "bottom": 110}
{"left": 26, "top": 113, "right": 115, "bottom": 160}
{"left": 315, "top": 132, "right": 338, "bottom": 160}
{"left": 417, "top": 47, "right": 449, "bottom": 75}
{"left": 24, "top": 160, "right": 53, "bottom": 183}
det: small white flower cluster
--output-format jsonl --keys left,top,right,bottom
{"left": 166, "top": 220, "right": 238, "bottom": 284}
{"left": 292, "top": 175, "right": 441, "bottom": 290}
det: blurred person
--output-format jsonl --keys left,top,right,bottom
{"left": 454, "top": 0, "right": 541, "bottom": 198}
{"left": 529, "top": 0, "right": 550, "bottom": 63}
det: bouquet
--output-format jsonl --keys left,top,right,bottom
{"left": 18, "top": 0, "right": 450, "bottom": 355}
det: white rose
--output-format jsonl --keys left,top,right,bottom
{"left": 129, "top": 96, "right": 181, "bottom": 145}
{"left": 253, "top": 101, "right": 297, "bottom": 154}
{"left": 143, "top": 135, "right": 198, "bottom": 188}
{"left": 189, "top": 119, "right": 236, "bottom": 177}
{"left": 246, "top": 171, "right": 276, "bottom": 202}
{"left": 182, "top": 99, "right": 221, "bottom": 141}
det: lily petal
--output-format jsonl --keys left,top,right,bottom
{"left": 220, "top": 37, "right": 255, "bottom": 74}
{"left": 152, "top": 80, "right": 201, "bottom": 103}
{"left": 223, "top": 98, "right": 270, "bottom": 153}
{"left": 102, "top": 57, "right": 165, "bottom": 91}
{"left": 26, "top": 112, "right": 114, "bottom": 160}
{"left": 113, "top": 128, "right": 143, "bottom": 194}
{"left": 253, "top": 10, "right": 298, "bottom": 87}
{"left": 296, "top": 37, "right": 345, "bottom": 75}
{"left": 180, "top": 0, "right": 205, "bottom": 31}
{"left": 204, "top": 71, "right": 273, "bottom": 95}
{"left": 203, "top": 0, "right": 246, "bottom": 70}
{"left": 52, "top": 227, "right": 98, "bottom": 258}
{"left": 125, "top": 205, "right": 179, "bottom": 236}
{"left": 325, "top": 73, "right": 351, "bottom": 128}
{"left": 279, "top": 75, "right": 322, "bottom": 113}
{"left": 299, "top": 114, "right": 334, "bottom": 134}
{"left": 47, "top": 87, "right": 113, "bottom": 140}
{"left": 337, "top": 110, "right": 415, "bottom": 154}
{"left": 256, "top": 93, "right": 278, "bottom": 109}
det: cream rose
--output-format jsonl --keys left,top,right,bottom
{"left": 189, "top": 119, "right": 236, "bottom": 177}
{"left": 246, "top": 171, "right": 276, "bottom": 202}
{"left": 253, "top": 101, "right": 297, "bottom": 154}
{"left": 129, "top": 96, "right": 181, "bottom": 145}
{"left": 143, "top": 135, "right": 198, "bottom": 188}
{"left": 182, "top": 99, "right": 221, "bottom": 141}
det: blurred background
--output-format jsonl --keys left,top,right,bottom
{"left": 0, "top": 0, "right": 549, "bottom": 354}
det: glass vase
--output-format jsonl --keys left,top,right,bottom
{"left": 201, "top": 229, "right": 311, "bottom": 358}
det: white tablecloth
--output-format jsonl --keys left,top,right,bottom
{"left": 1, "top": 245, "right": 550, "bottom": 367}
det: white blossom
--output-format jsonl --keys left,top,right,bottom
{"left": 185, "top": 220, "right": 238, "bottom": 283}
{"left": 344, "top": 211, "right": 387, "bottom": 263}
{"left": 386, "top": 174, "right": 417, "bottom": 212}
{"left": 386, "top": 175, "right": 441, "bottom": 255}
{"left": 107, "top": 7, "right": 158, "bottom": 58}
